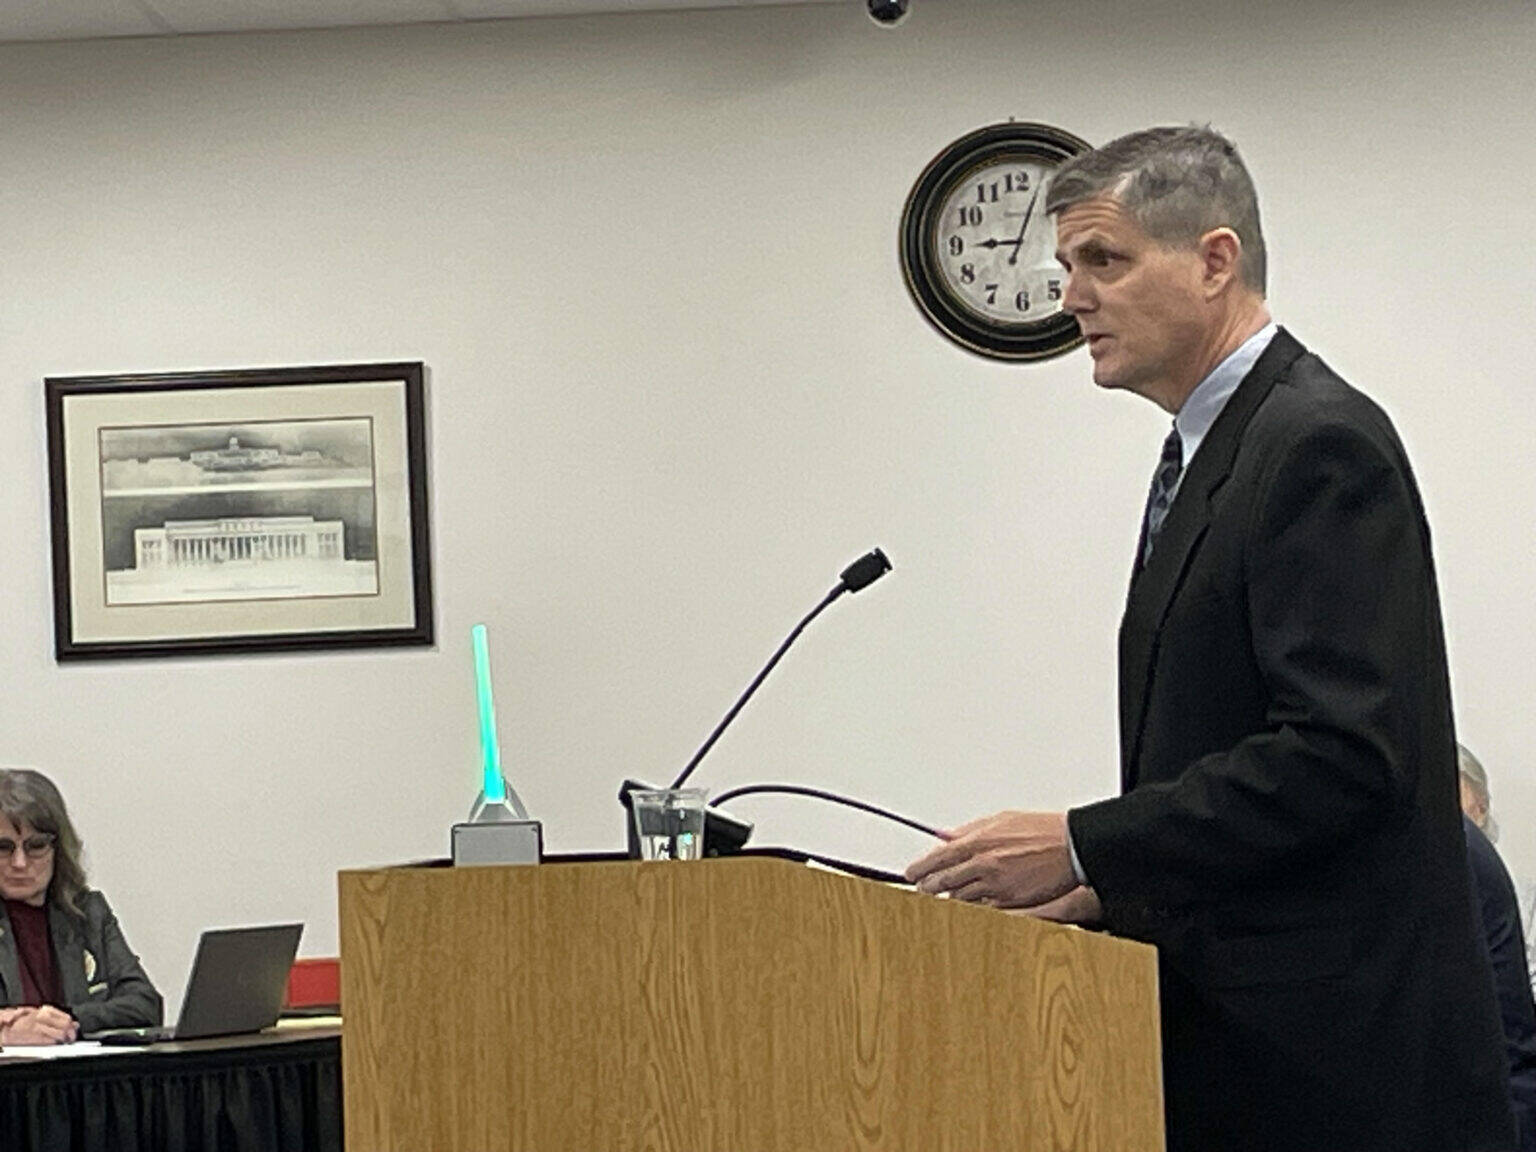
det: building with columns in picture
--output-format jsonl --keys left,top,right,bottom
{"left": 134, "top": 516, "right": 346, "bottom": 569}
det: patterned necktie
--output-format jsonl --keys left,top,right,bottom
{"left": 1141, "top": 424, "right": 1184, "bottom": 565}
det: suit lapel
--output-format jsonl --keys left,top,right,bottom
{"left": 49, "top": 904, "right": 90, "bottom": 1006}
{"left": 1118, "top": 328, "right": 1307, "bottom": 789}
{"left": 0, "top": 905, "right": 20, "bottom": 1001}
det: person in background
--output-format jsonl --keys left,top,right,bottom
{"left": 0, "top": 767, "right": 161, "bottom": 1045}
{"left": 1462, "top": 779, "right": 1536, "bottom": 1149}
{"left": 1461, "top": 744, "right": 1501, "bottom": 843}
{"left": 1458, "top": 745, "right": 1536, "bottom": 990}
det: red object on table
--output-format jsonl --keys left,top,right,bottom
{"left": 284, "top": 957, "right": 340, "bottom": 1010}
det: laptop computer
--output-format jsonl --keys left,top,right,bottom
{"left": 90, "top": 923, "right": 303, "bottom": 1044}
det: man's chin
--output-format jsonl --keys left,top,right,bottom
{"left": 1089, "top": 354, "right": 1145, "bottom": 394}
{"left": 1091, "top": 363, "right": 1126, "bottom": 390}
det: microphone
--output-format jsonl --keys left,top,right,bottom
{"left": 838, "top": 549, "right": 892, "bottom": 594}
{"left": 619, "top": 548, "right": 892, "bottom": 857}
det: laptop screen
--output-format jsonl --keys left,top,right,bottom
{"left": 174, "top": 923, "right": 303, "bottom": 1040}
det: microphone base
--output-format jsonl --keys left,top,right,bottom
{"left": 619, "top": 779, "right": 753, "bottom": 860}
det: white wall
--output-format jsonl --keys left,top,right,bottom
{"left": 1, "top": 0, "right": 1533, "bottom": 1013}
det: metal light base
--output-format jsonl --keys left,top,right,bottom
{"left": 451, "top": 817, "right": 543, "bottom": 867}
{"left": 452, "top": 781, "right": 542, "bottom": 866}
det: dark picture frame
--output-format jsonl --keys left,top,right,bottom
{"left": 46, "top": 361, "right": 433, "bottom": 660}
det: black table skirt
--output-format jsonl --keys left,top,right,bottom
{"left": 0, "top": 1032, "right": 341, "bottom": 1152}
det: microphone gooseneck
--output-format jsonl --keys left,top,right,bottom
{"left": 667, "top": 549, "right": 893, "bottom": 791}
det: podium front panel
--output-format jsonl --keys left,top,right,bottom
{"left": 340, "top": 856, "right": 1162, "bottom": 1151}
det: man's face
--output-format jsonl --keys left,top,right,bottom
{"left": 1459, "top": 777, "right": 1489, "bottom": 829}
{"left": 1054, "top": 195, "right": 1209, "bottom": 407}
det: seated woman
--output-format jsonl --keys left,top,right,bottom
{"left": 0, "top": 767, "right": 162, "bottom": 1045}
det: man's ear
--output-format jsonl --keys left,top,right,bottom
{"left": 1198, "top": 227, "right": 1243, "bottom": 298}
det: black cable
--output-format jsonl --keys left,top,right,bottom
{"left": 709, "top": 783, "right": 944, "bottom": 841}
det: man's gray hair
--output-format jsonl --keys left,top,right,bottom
{"left": 1044, "top": 125, "right": 1267, "bottom": 295}
{"left": 1458, "top": 744, "right": 1489, "bottom": 798}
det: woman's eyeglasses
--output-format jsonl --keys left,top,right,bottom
{"left": 0, "top": 833, "right": 56, "bottom": 859}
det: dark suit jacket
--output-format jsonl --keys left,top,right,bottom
{"left": 0, "top": 889, "right": 163, "bottom": 1033}
{"left": 1465, "top": 817, "right": 1536, "bottom": 1150}
{"left": 1068, "top": 329, "right": 1514, "bottom": 1152}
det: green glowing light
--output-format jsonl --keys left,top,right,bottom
{"left": 472, "top": 624, "right": 505, "bottom": 804}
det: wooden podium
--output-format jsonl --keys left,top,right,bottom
{"left": 339, "top": 856, "right": 1163, "bottom": 1151}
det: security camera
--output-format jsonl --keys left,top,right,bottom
{"left": 867, "top": 0, "right": 909, "bottom": 27}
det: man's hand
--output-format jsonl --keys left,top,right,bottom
{"left": 904, "top": 810, "right": 1078, "bottom": 909}
{"left": 0, "top": 1005, "right": 79, "bottom": 1045}
{"left": 1008, "top": 884, "right": 1104, "bottom": 925}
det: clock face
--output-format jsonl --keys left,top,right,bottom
{"left": 932, "top": 157, "right": 1065, "bottom": 327}
{"left": 900, "top": 122, "right": 1091, "bottom": 362}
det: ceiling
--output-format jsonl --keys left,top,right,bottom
{"left": 0, "top": 0, "right": 844, "bottom": 45}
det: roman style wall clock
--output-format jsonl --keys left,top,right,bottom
{"left": 900, "top": 121, "right": 1092, "bottom": 361}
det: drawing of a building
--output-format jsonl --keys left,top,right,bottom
{"left": 134, "top": 516, "right": 345, "bottom": 568}
{"left": 189, "top": 436, "right": 283, "bottom": 471}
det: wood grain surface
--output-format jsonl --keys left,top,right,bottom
{"left": 339, "top": 857, "right": 1163, "bottom": 1151}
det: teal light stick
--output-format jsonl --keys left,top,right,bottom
{"left": 473, "top": 624, "right": 506, "bottom": 805}
{"left": 465, "top": 624, "right": 529, "bottom": 823}
{"left": 452, "top": 624, "right": 541, "bottom": 864}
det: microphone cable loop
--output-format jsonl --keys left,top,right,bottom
{"left": 708, "top": 783, "right": 943, "bottom": 841}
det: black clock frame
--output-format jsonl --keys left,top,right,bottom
{"left": 900, "top": 121, "right": 1092, "bottom": 362}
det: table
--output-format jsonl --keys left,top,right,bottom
{"left": 0, "top": 1022, "right": 341, "bottom": 1152}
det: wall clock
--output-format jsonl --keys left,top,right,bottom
{"left": 900, "top": 121, "right": 1091, "bottom": 361}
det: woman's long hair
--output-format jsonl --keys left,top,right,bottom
{"left": 0, "top": 767, "right": 88, "bottom": 917}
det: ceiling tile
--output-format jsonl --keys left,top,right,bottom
{"left": 140, "top": 0, "right": 461, "bottom": 35}
{"left": 0, "top": 0, "right": 845, "bottom": 45}
{"left": 453, "top": 0, "right": 837, "bottom": 16}
{"left": 0, "top": 0, "right": 167, "bottom": 42}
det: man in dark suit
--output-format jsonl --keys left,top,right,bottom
{"left": 905, "top": 126, "right": 1513, "bottom": 1151}
{"left": 1464, "top": 801, "right": 1536, "bottom": 1150}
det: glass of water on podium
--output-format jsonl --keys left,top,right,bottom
{"left": 629, "top": 788, "right": 707, "bottom": 860}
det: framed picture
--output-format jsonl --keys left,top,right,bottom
{"left": 45, "top": 361, "right": 433, "bottom": 660}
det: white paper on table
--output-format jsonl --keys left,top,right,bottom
{"left": 0, "top": 1040, "right": 135, "bottom": 1060}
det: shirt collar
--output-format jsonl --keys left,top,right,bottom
{"left": 1173, "top": 321, "right": 1277, "bottom": 467}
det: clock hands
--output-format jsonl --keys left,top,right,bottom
{"left": 975, "top": 187, "right": 1042, "bottom": 263}
{"left": 1007, "top": 187, "right": 1040, "bottom": 267}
